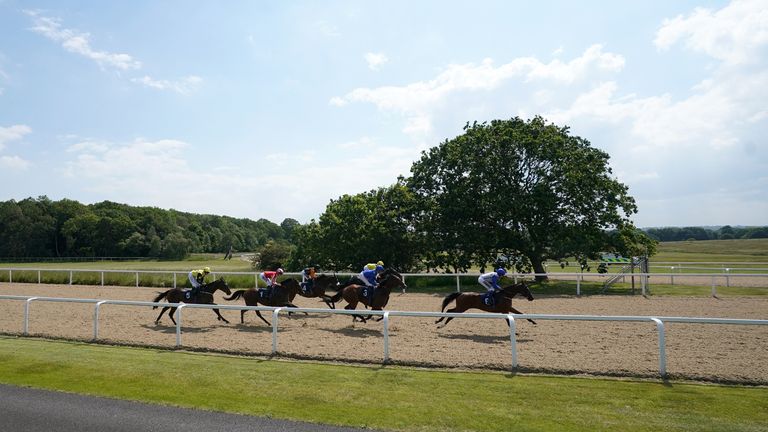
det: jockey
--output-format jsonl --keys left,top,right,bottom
{"left": 187, "top": 266, "right": 211, "bottom": 298}
{"left": 259, "top": 268, "right": 284, "bottom": 289}
{"left": 478, "top": 268, "right": 507, "bottom": 293}
{"left": 300, "top": 266, "right": 317, "bottom": 293}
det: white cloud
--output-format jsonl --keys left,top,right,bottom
{"left": 364, "top": 52, "right": 389, "bottom": 70}
{"left": 24, "top": 10, "right": 142, "bottom": 70}
{"left": 24, "top": 10, "right": 202, "bottom": 94}
{"left": 654, "top": 0, "right": 768, "bottom": 65}
{"left": 0, "top": 155, "right": 31, "bottom": 170}
{"left": 62, "top": 135, "right": 418, "bottom": 222}
{"left": 331, "top": 44, "right": 624, "bottom": 139}
{"left": 131, "top": 75, "right": 203, "bottom": 94}
{"left": 0, "top": 124, "right": 32, "bottom": 151}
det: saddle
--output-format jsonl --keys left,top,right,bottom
{"left": 258, "top": 287, "right": 271, "bottom": 300}
{"left": 481, "top": 291, "right": 499, "bottom": 307}
{"left": 301, "top": 280, "right": 314, "bottom": 294}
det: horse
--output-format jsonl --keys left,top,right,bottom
{"left": 223, "top": 282, "right": 300, "bottom": 325}
{"left": 329, "top": 272, "right": 407, "bottom": 323}
{"left": 435, "top": 282, "right": 537, "bottom": 328}
{"left": 152, "top": 277, "right": 232, "bottom": 325}
{"left": 284, "top": 273, "right": 339, "bottom": 309}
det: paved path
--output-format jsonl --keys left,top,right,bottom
{"left": 0, "top": 384, "right": 374, "bottom": 432}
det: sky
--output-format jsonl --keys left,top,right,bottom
{"left": 0, "top": 0, "right": 766, "bottom": 227}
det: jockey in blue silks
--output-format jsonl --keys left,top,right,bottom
{"left": 359, "top": 265, "right": 384, "bottom": 301}
{"left": 478, "top": 268, "right": 507, "bottom": 293}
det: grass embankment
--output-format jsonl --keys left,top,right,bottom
{"left": 1, "top": 337, "right": 765, "bottom": 432}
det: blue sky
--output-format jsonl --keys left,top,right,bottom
{"left": 0, "top": 0, "right": 766, "bottom": 227}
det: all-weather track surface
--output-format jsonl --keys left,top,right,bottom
{"left": 1, "top": 283, "right": 767, "bottom": 383}
{"left": 0, "top": 384, "right": 375, "bottom": 432}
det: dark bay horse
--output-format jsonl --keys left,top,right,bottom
{"left": 223, "top": 283, "right": 299, "bottom": 325}
{"left": 330, "top": 272, "right": 407, "bottom": 323}
{"left": 283, "top": 273, "right": 339, "bottom": 308}
{"left": 152, "top": 277, "right": 232, "bottom": 325}
{"left": 435, "top": 282, "right": 537, "bottom": 328}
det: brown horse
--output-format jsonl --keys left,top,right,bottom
{"left": 152, "top": 277, "right": 232, "bottom": 325}
{"left": 223, "top": 283, "right": 300, "bottom": 325}
{"left": 329, "top": 272, "right": 407, "bottom": 323}
{"left": 435, "top": 282, "right": 536, "bottom": 328}
{"left": 283, "top": 274, "right": 339, "bottom": 308}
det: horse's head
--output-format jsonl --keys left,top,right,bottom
{"left": 215, "top": 277, "right": 232, "bottom": 295}
{"left": 380, "top": 272, "right": 407, "bottom": 291}
{"left": 502, "top": 281, "right": 534, "bottom": 301}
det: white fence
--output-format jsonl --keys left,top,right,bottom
{"left": 1, "top": 267, "right": 766, "bottom": 296}
{"left": 1, "top": 294, "right": 766, "bottom": 378}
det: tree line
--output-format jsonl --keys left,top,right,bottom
{"left": 644, "top": 226, "right": 768, "bottom": 242}
{"left": 0, "top": 197, "right": 293, "bottom": 260}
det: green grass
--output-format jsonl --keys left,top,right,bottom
{"left": 654, "top": 238, "right": 768, "bottom": 262}
{"left": 0, "top": 337, "right": 765, "bottom": 432}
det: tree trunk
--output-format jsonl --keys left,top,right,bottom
{"left": 530, "top": 256, "right": 548, "bottom": 282}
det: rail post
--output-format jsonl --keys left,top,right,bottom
{"left": 23, "top": 297, "right": 38, "bottom": 335}
{"left": 711, "top": 276, "right": 717, "bottom": 297}
{"left": 670, "top": 267, "right": 674, "bottom": 285}
{"left": 93, "top": 300, "right": 107, "bottom": 339}
{"left": 576, "top": 273, "right": 581, "bottom": 296}
{"left": 507, "top": 314, "right": 518, "bottom": 369}
{"left": 69, "top": 271, "right": 73, "bottom": 285}
{"left": 650, "top": 318, "right": 666, "bottom": 377}
{"left": 101, "top": 271, "right": 104, "bottom": 286}
{"left": 175, "top": 304, "right": 187, "bottom": 347}
{"left": 38, "top": 270, "right": 41, "bottom": 284}
{"left": 272, "top": 307, "right": 284, "bottom": 354}
{"left": 383, "top": 311, "right": 391, "bottom": 363}
{"left": 456, "top": 275, "right": 461, "bottom": 292}
{"left": 135, "top": 272, "right": 139, "bottom": 288}
{"left": 9, "top": 269, "right": 12, "bottom": 284}
{"left": 725, "top": 268, "right": 730, "bottom": 288}
{"left": 173, "top": 272, "right": 177, "bottom": 288}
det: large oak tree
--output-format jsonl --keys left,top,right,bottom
{"left": 408, "top": 116, "right": 654, "bottom": 279}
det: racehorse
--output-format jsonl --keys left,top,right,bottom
{"left": 223, "top": 283, "right": 300, "bottom": 325}
{"left": 435, "top": 282, "right": 537, "bottom": 328}
{"left": 152, "top": 277, "right": 232, "bottom": 325}
{"left": 329, "top": 271, "right": 407, "bottom": 323}
{"left": 283, "top": 273, "right": 339, "bottom": 309}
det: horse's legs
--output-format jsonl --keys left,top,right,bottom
{"left": 240, "top": 309, "right": 246, "bottom": 324}
{"left": 255, "top": 310, "right": 271, "bottom": 326}
{"left": 168, "top": 307, "right": 178, "bottom": 325}
{"left": 212, "top": 306, "right": 230, "bottom": 324}
{"left": 345, "top": 302, "right": 364, "bottom": 323}
{"left": 154, "top": 306, "right": 170, "bottom": 324}
{"left": 508, "top": 306, "right": 537, "bottom": 325}
{"left": 322, "top": 295, "right": 335, "bottom": 309}
{"left": 437, "top": 306, "right": 467, "bottom": 328}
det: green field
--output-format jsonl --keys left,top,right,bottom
{"left": 0, "top": 337, "right": 765, "bottom": 432}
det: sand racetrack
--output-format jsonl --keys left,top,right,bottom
{"left": 1, "top": 283, "right": 767, "bottom": 384}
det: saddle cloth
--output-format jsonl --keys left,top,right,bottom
{"left": 481, "top": 291, "right": 497, "bottom": 306}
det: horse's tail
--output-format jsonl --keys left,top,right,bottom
{"left": 441, "top": 292, "right": 461, "bottom": 312}
{"left": 224, "top": 290, "right": 244, "bottom": 301}
{"left": 152, "top": 290, "right": 169, "bottom": 309}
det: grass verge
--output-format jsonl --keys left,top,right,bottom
{"left": 0, "top": 337, "right": 766, "bottom": 432}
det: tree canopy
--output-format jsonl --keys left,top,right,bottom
{"left": 407, "top": 116, "right": 655, "bottom": 278}
{"left": 0, "top": 196, "right": 287, "bottom": 260}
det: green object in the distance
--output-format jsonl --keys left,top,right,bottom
{"left": 0, "top": 337, "right": 766, "bottom": 432}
